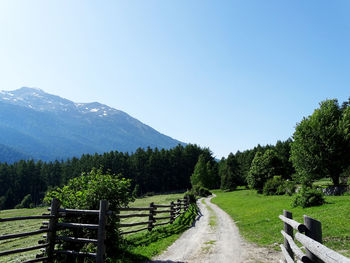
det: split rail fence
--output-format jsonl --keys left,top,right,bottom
{"left": 0, "top": 196, "right": 190, "bottom": 263}
{"left": 279, "top": 209, "right": 350, "bottom": 263}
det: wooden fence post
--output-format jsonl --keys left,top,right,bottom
{"left": 96, "top": 200, "right": 108, "bottom": 263}
{"left": 170, "top": 201, "right": 175, "bottom": 224}
{"left": 46, "top": 198, "right": 60, "bottom": 262}
{"left": 148, "top": 202, "right": 155, "bottom": 231}
{"left": 283, "top": 210, "right": 294, "bottom": 261}
{"left": 304, "top": 215, "right": 322, "bottom": 263}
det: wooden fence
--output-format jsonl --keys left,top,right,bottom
{"left": 279, "top": 209, "right": 350, "bottom": 263}
{"left": 0, "top": 197, "right": 190, "bottom": 262}
{"left": 118, "top": 198, "right": 189, "bottom": 235}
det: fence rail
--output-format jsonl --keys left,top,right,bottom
{"left": 0, "top": 196, "right": 190, "bottom": 262}
{"left": 279, "top": 209, "right": 350, "bottom": 263}
{"left": 118, "top": 198, "right": 190, "bottom": 235}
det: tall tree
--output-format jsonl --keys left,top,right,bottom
{"left": 290, "top": 99, "right": 350, "bottom": 185}
{"left": 247, "top": 149, "right": 282, "bottom": 193}
{"left": 219, "top": 153, "right": 241, "bottom": 190}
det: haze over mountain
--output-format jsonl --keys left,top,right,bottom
{"left": 0, "top": 87, "right": 184, "bottom": 162}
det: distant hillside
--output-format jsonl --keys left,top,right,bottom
{"left": 0, "top": 144, "right": 30, "bottom": 163}
{"left": 0, "top": 87, "right": 185, "bottom": 162}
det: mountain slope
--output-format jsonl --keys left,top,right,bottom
{"left": 0, "top": 87, "right": 184, "bottom": 162}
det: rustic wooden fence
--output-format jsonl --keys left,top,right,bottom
{"left": 118, "top": 198, "right": 189, "bottom": 235}
{"left": 0, "top": 196, "right": 190, "bottom": 262}
{"left": 279, "top": 209, "right": 350, "bottom": 263}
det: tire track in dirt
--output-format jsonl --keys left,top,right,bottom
{"left": 150, "top": 195, "right": 281, "bottom": 263}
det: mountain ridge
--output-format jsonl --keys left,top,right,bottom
{"left": 0, "top": 87, "right": 185, "bottom": 162}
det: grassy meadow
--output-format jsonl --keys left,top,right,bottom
{"left": 212, "top": 189, "right": 350, "bottom": 257}
{"left": 0, "top": 207, "right": 48, "bottom": 263}
{"left": 0, "top": 193, "right": 194, "bottom": 263}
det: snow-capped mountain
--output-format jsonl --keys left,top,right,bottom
{"left": 0, "top": 87, "right": 184, "bottom": 162}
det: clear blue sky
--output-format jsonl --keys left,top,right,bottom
{"left": 0, "top": 1, "right": 349, "bottom": 158}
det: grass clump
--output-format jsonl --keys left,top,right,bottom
{"left": 201, "top": 199, "right": 217, "bottom": 228}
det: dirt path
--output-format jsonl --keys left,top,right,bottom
{"left": 150, "top": 195, "right": 281, "bottom": 263}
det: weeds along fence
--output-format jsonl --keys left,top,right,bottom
{"left": 279, "top": 209, "right": 350, "bottom": 263}
{"left": 0, "top": 197, "right": 190, "bottom": 263}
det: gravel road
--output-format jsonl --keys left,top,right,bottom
{"left": 150, "top": 195, "right": 281, "bottom": 263}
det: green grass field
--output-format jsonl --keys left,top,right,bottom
{"left": 211, "top": 189, "right": 350, "bottom": 257}
{"left": 0, "top": 207, "right": 48, "bottom": 263}
{"left": 0, "top": 193, "right": 191, "bottom": 262}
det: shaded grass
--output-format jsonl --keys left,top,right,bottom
{"left": 211, "top": 189, "right": 350, "bottom": 257}
{"left": 112, "top": 203, "right": 199, "bottom": 263}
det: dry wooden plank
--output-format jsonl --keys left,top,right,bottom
{"left": 22, "top": 256, "right": 50, "bottom": 263}
{"left": 295, "top": 232, "right": 350, "bottom": 263}
{"left": 119, "top": 207, "right": 152, "bottom": 211}
{"left": 280, "top": 244, "right": 294, "bottom": 263}
{"left": 0, "top": 215, "right": 54, "bottom": 222}
{"left": 56, "top": 222, "right": 99, "bottom": 230}
{"left": 56, "top": 236, "right": 98, "bottom": 244}
{"left": 0, "top": 244, "right": 49, "bottom": 257}
{"left": 97, "top": 200, "right": 108, "bottom": 263}
{"left": 279, "top": 215, "right": 307, "bottom": 233}
{"left": 58, "top": 208, "right": 99, "bottom": 215}
{"left": 120, "top": 227, "right": 149, "bottom": 235}
{"left": 281, "top": 230, "right": 311, "bottom": 262}
{"left": 173, "top": 214, "right": 181, "bottom": 220}
{"left": 117, "top": 213, "right": 151, "bottom": 218}
{"left": 119, "top": 221, "right": 153, "bottom": 227}
{"left": 55, "top": 250, "right": 97, "bottom": 258}
{"left": 0, "top": 229, "right": 48, "bottom": 241}
{"left": 45, "top": 198, "right": 60, "bottom": 260}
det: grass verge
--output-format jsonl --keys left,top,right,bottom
{"left": 112, "top": 203, "right": 199, "bottom": 263}
{"left": 211, "top": 189, "right": 350, "bottom": 257}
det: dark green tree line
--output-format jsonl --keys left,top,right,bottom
{"left": 0, "top": 144, "right": 214, "bottom": 209}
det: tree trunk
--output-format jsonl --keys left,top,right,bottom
{"left": 331, "top": 174, "right": 340, "bottom": 186}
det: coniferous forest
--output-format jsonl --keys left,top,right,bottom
{"left": 0, "top": 140, "right": 293, "bottom": 210}
{"left": 0, "top": 144, "right": 218, "bottom": 209}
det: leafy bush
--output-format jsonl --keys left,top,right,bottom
{"left": 193, "top": 185, "right": 212, "bottom": 197}
{"left": 263, "top": 176, "right": 285, "bottom": 195}
{"left": 283, "top": 180, "right": 296, "bottom": 196}
{"left": 263, "top": 177, "right": 297, "bottom": 196}
{"left": 44, "top": 168, "right": 134, "bottom": 258}
{"left": 292, "top": 186, "right": 325, "bottom": 208}
{"left": 184, "top": 190, "right": 196, "bottom": 203}
{"left": 15, "top": 194, "right": 33, "bottom": 209}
